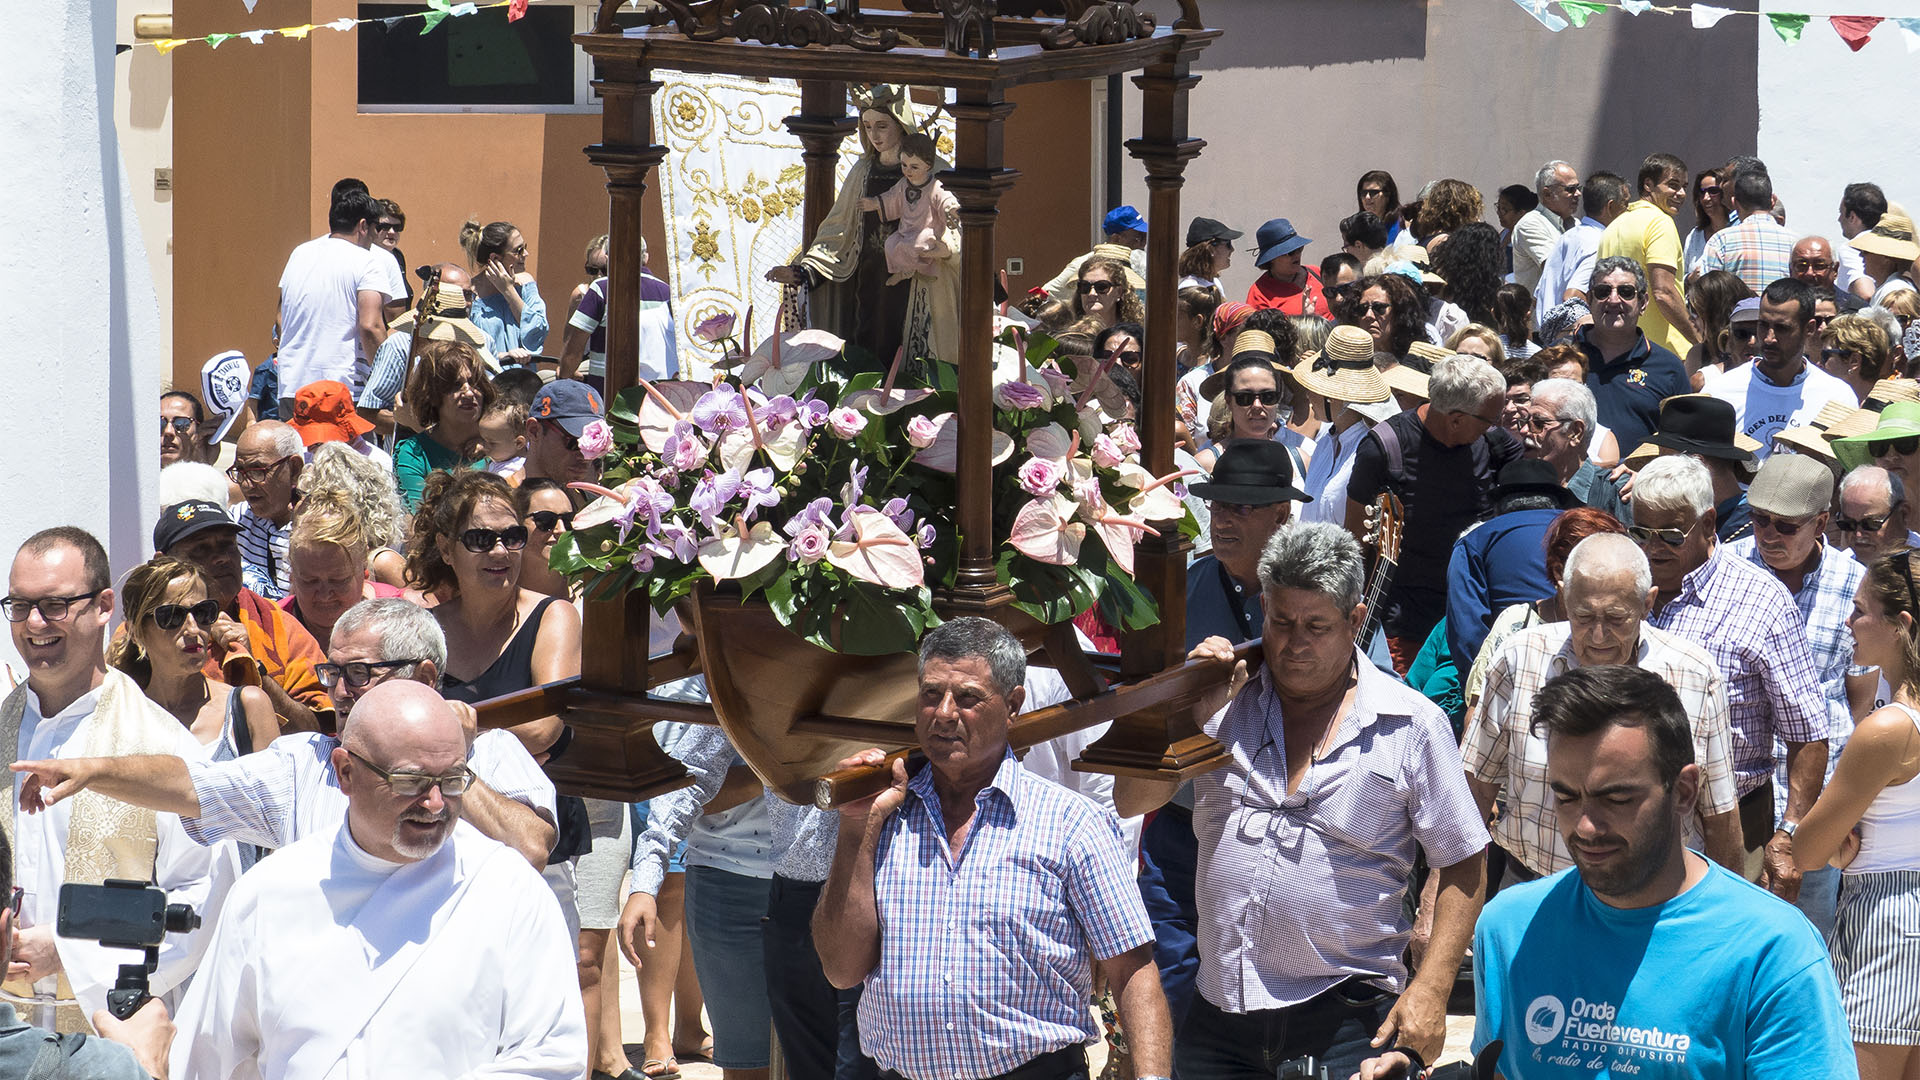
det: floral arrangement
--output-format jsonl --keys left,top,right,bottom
{"left": 553, "top": 314, "right": 1195, "bottom": 655}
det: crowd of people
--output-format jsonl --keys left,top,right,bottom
{"left": 7, "top": 151, "right": 1920, "bottom": 1080}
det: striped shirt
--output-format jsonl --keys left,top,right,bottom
{"left": 860, "top": 752, "right": 1151, "bottom": 1080}
{"left": 235, "top": 504, "right": 290, "bottom": 601}
{"left": 1462, "top": 622, "right": 1741, "bottom": 876}
{"left": 1698, "top": 214, "right": 1798, "bottom": 295}
{"left": 1193, "top": 652, "right": 1488, "bottom": 1013}
{"left": 1646, "top": 550, "right": 1830, "bottom": 795}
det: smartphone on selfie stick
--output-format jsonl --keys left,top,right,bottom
{"left": 57, "top": 879, "right": 201, "bottom": 1020}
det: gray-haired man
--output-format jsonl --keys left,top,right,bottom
{"left": 1576, "top": 254, "right": 1691, "bottom": 452}
{"left": 1511, "top": 160, "right": 1578, "bottom": 291}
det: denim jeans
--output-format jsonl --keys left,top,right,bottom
{"left": 763, "top": 875, "right": 878, "bottom": 1080}
{"left": 1138, "top": 806, "right": 1201, "bottom": 1029}
{"left": 1794, "top": 863, "right": 1841, "bottom": 940}
{"left": 1174, "top": 983, "right": 1395, "bottom": 1080}
{"left": 684, "top": 865, "right": 774, "bottom": 1070}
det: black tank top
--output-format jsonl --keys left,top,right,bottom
{"left": 441, "top": 596, "right": 559, "bottom": 704}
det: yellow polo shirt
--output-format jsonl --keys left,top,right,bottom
{"left": 1599, "top": 200, "right": 1690, "bottom": 358}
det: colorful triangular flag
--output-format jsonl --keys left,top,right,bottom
{"left": 1766, "top": 13, "right": 1809, "bottom": 44}
{"left": 1897, "top": 17, "right": 1920, "bottom": 53}
{"left": 1830, "top": 15, "right": 1882, "bottom": 51}
{"left": 421, "top": 0, "right": 452, "bottom": 34}
{"left": 204, "top": 32, "right": 234, "bottom": 48}
{"left": 379, "top": 16, "right": 407, "bottom": 31}
{"left": 1691, "top": 4, "right": 1734, "bottom": 29}
{"left": 508, "top": 0, "right": 529, "bottom": 20}
{"left": 1510, "top": 0, "right": 1569, "bottom": 32}
{"left": 326, "top": 17, "right": 357, "bottom": 32}
{"left": 242, "top": 0, "right": 257, "bottom": 10}
{"left": 1558, "top": 1, "right": 1606, "bottom": 28}
{"left": 280, "top": 23, "right": 316, "bottom": 40}
{"left": 153, "top": 37, "right": 187, "bottom": 55}
{"left": 239, "top": 28, "right": 270, "bottom": 44}
{"left": 450, "top": 2, "right": 478, "bottom": 14}
{"left": 1620, "top": 0, "right": 1652, "bottom": 12}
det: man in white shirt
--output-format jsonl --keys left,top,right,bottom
{"left": 1, "top": 528, "right": 219, "bottom": 1029}
{"left": 1511, "top": 160, "right": 1578, "bottom": 291}
{"left": 1535, "top": 171, "right": 1630, "bottom": 326}
{"left": 1836, "top": 181, "right": 1885, "bottom": 300}
{"left": 168, "top": 680, "right": 587, "bottom": 1080}
{"left": 276, "top": 189, "right": 391, "bottom": 411}
{"left": 1705, "top": 278, "right": 1859, "bottom": 458}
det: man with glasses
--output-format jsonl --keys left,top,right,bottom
{"left": 168, "top": 679, "right": 586, "bottom": 1080}
{"left": 560, "top": 236, "right": 679, "bottom": 390}
{"left": 1575, "top": 255, "right": 1692, "bottom": 453}
{"left": 1511, "top": 159, "right": 1579, "bottom": 292}
{"left": 1726, "top": 454, "right": 1870, "bottom": 936}
{"left": 228, "top": 420, "right": 304, "bottom": 600}
{"left": 1628, "top": 455, "right": 1830, "bottom": 902}
{"left": 1522, "top": 378, "right": 1630, "bottom": 522}
{"left": 1346, "top": 354, "right": 1523, "bottom": 672}
{"left": 522, "top": 379, "right": 606, "bottom": 488}
{"left": 372, "top": 197, "right": 411, "bottom": 314}
{"left": 12, "top": 598, "right": 556, "bottom": 872}
{"left": 156, "top": 500, "right": 330, "bottom": 734}
{"left": 1538, "top": 171, "right": 1630, "bottom": 324}
{"left": 1832, "top": 465, "right": 1917, "bottom": 563}
{"left": 1705, "top": 277, "right": 1859, "bottom": 459}
{"left": 0, "top": 527, "right": 219, "bottom": 1031}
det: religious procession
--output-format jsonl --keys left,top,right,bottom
{"left": 10, "top": 0, "right": 1920, "bottom": 1077}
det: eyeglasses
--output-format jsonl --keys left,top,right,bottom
{"left": 1360, "top": 301, "right": 1392, "bottom": 317}
{"left": 508, "top": 244, "right": 529, "bottom": 257}
{"left": 1230, "top": 389, "right": 1282, "bottom": 407}
{"left": 162, "top": 416, "right": 195, "bottom": 434}
{"left": 1, "top": 591, "right": 101, "bottom": 623}
{"left": 376, "top": 221, "right": 404, "bottom": 233}
{"left": 1517, "top": 414, "right": 1566, "bottom": 434}
{"left": 316, "top": 658, "right": 422, "bottom": 689}
{"left": 1629, "top": 519, "right": 1700, "bottom": 547}
{"left": 1870, "top": 436, "right": 1920, "bottom": 457}
{"left": 1751, "top": 510, "right": 1818, "bottom": 537}
{"left": 150, "top": 599, "right": 221, "bottom": 632}
{"left": 1451, "top": 409, "right": 1504, "bottom": 427}
{"left": 1790, "top": 259, "right": 1834, "bottom": 273}
{"left": 1076, "top": 279, "right": 1117, "bottom": 296}
{"left": 345, "top": 748, "right": 474, "bottom": 798}
{"left": 526, "top": 509, "right": 575, "bottom": 533}
{"left": 226, "top": 455, "right": 297, "bottom": 485}
{"left": 459, "top": 526, "right": 529, "bottom": 553}
{"left": 1554, "top": 183, "right": 1582, "bottom": 194}
{"left": 1592, "top": 283, "right": 1640, "bottom": 301}
{"left": 1834, "top": 512, "right": 1896, "bottom": 533}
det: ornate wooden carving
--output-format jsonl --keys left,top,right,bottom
{"left": 600, "top": 0, "right": 1177, "bottom": 52}
{"left": 935, "top": 0, "right": 997, "bottom": 57}
{"left": 1038, "top": 1, "right": 1154, "bottom": 48}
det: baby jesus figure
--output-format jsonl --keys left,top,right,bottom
{"left": 859, "top": 132, "right": 958, "bottom": 286}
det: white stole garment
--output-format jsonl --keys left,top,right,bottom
{"left": 169, "top": 819, "right": 585, "bottom": 1080}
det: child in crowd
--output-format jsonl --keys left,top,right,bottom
{"left": 478, "top": 399, "right": 528, "bottom": 477}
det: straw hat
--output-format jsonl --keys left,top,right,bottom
{"left": 387, "top": 282, "right": 498, "bottom": 367}
{"left": 1199, "top": 330, "right": 1285, "bottom": 400}
{"left": 1382, "top": 363, "right": 1430, "bottom": 402}
{"left": 1771, "top": 400, "right": 1855, "bottom": 462}
{"left": 1405, "top": 340, "right": 1453, "bottom": 366}
{"left": 1869, "top": 378, "right": 1920, "bottom": 408}
{"left": 1292, "top": 326, "right": 1390, "bottom": 404}
{"left": 1850, "top": 212, "right": 1920, "bottom": 263}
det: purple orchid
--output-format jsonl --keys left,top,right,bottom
{"left": 783, "top": 496, "right": 837, "bottom": 539}
{"left": 738, "top": 467, "right": 780, "bottom": 522}
{"left": 840, "top": 458, "right": 870, "bottom": 509}
{"left": 689, "top": 470, "right": 743, "bottom": 531}
{"left": 630, "top": 548, "right": 656, "bottom": 573}
{"left": 795, "top": 394, "right": 830, "bottom": 430}
{"left": 915, "top": 522, "right": 937, "bottom": 550}
{"left": 647, "top": 521, "right": 700, "bottom": 564}
{"left": 879, "top": 496, "right": 915, "bottom": 534}
{"left": 691, "top": 385, "right": 748, "bottom": 435}
{"left": 757, "top": 394, "right": 800, "bottom": 429}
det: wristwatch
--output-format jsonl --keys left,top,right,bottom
{"left": 1778, "top": 820, "right": 1799, "bottom": 840}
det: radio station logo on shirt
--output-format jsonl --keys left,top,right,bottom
{"left": 1523, "top": 994, "right": 1692, "bottom": 1068}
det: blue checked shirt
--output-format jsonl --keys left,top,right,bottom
{"left": 1698, "top": 214, "right": 1798, "bottom": 296}
{"left": 860, "top": 752, "right": 1152, "bottom": 1080}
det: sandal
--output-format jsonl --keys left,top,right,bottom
{"left": 638, "top": 1062, "right": 680, "bottom": 1080}
{"left": 673, "top": 1039, "right": 714, "bottom": 1063}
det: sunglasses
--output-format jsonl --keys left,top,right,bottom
{"left": 525, "top": 510, "right": 575, "bottom": 533}
{"left": 1731, "top": 326, "right": 1760, "bottom": 343}
{"left": 1360, "top": 301, "right": 1392, "bottom": 317}
{"left": 1821, "top": 347, "right": 1857, "bottom": 364}
{"left": 585, "top": 264, "right": 608, "bottom": 277}
{"left": 1810, "top": 314, "right": 1836, "bottom": 328}
{"left": 1361, "top": 188, "right": 1385, "bottom": 198}
{"left": 150, "top": 599, "right": 221, "bottom": 632}
{"left": 460, "top": 526, "right": 529, "bottom": 553}
{"left": 508, "top": 244, "right": 529, "bottom": 257}
{"left": 1629, "top": 521, "right": 1699, "bottom": 547}
{"left": 1751, "top": 510, "right": 1818, "bottom": 537}
{"left": 1107, "top": 350, "right": 1142, "bottom": 366}
{"left": 1077, "top": 279, "right": 1118, "bottom": 296}
{"left": 542, "top": 420, "right": 581, "bottom": 453}
{"left": 1870, "top": 436, "right": 1920, "bottom": 457}
{"left": 317, "top": 658, "right": 423, "bottom": 689}
{"left": 1790, "top": 260, "right": 1833, "bottom": 273}
{"left": 1230, "top": 389, "right": 1282, "bottom": 407}
{"left": 1, "top": 591, "right": 100, "bottom": 623}
{"left": 162, "top": 416, "right": 196, "bottom": 434}
{"left": 1592, "top": 283, "right": 1640, "bottom": 301}
{"left": 1834, "top": 512, "right": 1896, "bottom": 533}
{"left": 376, "top": 221, "right": 404, "bottom": 233}
{"left": 346, "top": 748, "right": 474, "bottom": 798}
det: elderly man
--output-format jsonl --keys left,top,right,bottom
{"left": 1, "top": 528, "right": 218, "bottom": 1029}
{"left": 1599, "top": 152, "right": 1698, "bottom": 356}
{"left": 521, "top": 379, "right": 606, "bottom": 488}
{"left": 1790, "top": 235, "right": 1843, "bottom": 291}
{"left": 1346, "top": 354, "right": 1524, "bottom": 671}
{"left": 1463, "top": 532, "right": 1743, "bottom": 883}
{"left": 1699, "top": 170, "right": 1798, "bottom": 294}
{"left": 1727, "top": 453, "right": 1870, "bottom": 935}
{"left": 160, "top": 391, "right": 212, "bottom": 468}
{"left": 1120, "top": 522, "right": 1488, "bottom": 1079}
{"left": 1832, "top": 464, "right": 1915, "bottom": 561}
{"left": 1629, "top": 455, "right": 1829, "bottom": 900}
{"left": 1537, "top": 172, "right": 1630, "bottom": 323}
{"left": 13, "top": 598, "right": 556, "bottom": 870}
{"left": 1525, "top": 378, "right": 1630, "bottom": 521}
{"left": 1576, "top": 255, "right": 1692, "bottom": 452}
{"left": 1467, "top": 666, "right": 1854, "bottom": 1080}
{"left": 157, "top": 499, "right": 330, "bottom": 733}
{"left": 229, "top": 420, "right": 304, "bottom": 600}
{"left": 168, "top": 681, "right": 586, "bottom": 1079}
{"left": 1512, "top": 160, "right": 1579, "bottom": 291}
{"left": 1705, "top": 277, "right": 1859, "bottom": 455}
{"left": 816, "top": 617, "right": 1169, "bottom": 1080}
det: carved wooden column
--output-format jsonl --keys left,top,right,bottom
{"left": 783, "top": 80, "right": 856, "bottom": 245}
{"left": 939, "top": 86, "right": 1019, "bottom": 614}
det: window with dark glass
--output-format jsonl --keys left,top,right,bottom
{"left": 358, "top": 4, "right": 574, "bottom": 107}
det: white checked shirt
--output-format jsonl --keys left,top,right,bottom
{"left": 860, "top": 752, "right": 1151, "bottom": 1080}
{"left": 1193, "top": 652, "right": 1488, "bottom": 1013}
{"left": 1461, "top": 622, "right": 1741, "bottom": 877}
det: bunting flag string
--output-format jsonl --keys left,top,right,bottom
{"left": 1506, "top": 0, "right": 1909, "bottom": 51}
{"left": 143, "top": 0, "right": 513, "bottom": 55}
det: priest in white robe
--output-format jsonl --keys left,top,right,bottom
{"left": 169, "top": 680, "right": 586, "bottom": 1080}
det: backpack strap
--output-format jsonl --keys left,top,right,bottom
{"left": 1373, "top": 418, "right": 1408, "bottom": 494}
{"left": 25, "top": 1029, "right": 87, "bottom": 1080}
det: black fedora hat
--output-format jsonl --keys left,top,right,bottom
{"left": 1493, "top": 459, "right": 1579, "bottom": 510}
{"left": 1643, "top": 395, "right": 1756, "bottom": 463}
{"left": 1188, "top": 439, "right": 1311, "bottom": 506}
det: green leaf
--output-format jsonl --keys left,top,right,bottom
{"left": 1023, "top": 331, "right": 1060, "bottom": 365}
{"left": 609, "top": 385, "right": 648, "bottom": 428}
{"left": 830, "top": 583, "right": 929, "bottom": 655}
{"left": 763, "top": 571, "right": 797, "bottom": 624}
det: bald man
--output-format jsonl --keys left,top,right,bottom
{"left": 231, "top": 420, "right": 305, "bottom": 600}
{"left": 170, "top": 681, "right": 586, "bottom": 1080}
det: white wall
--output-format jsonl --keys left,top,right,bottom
{"left": 0, "top": 0, "right": 163, "bottom": 676}
{"left": 113, "top": 0, "right": 173, "bottom": 383}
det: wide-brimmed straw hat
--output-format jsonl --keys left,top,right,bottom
{"left": 1833, "top": 401, "right": 1920, "bottom": 471}
{"left": 1851, "top": 212, "right": 1920, "bottom": 263}
{"left": 1382, "top": 363, "right": 1430, "bottom": 401}
{"left": 1870, "top": 378, "right": 1920, "bottom": 408}
{"left": 1200, "top": 330, "right": 1285, "bottom": 400}
{"left": 1292, "top": 325, "right": 1390, "bottom": 404}
{"left": 1772, "top": 400, "right": 1856, "bottom": 462}
{"left": 1405, "top": 340, "right": 1453, "bottom": 366}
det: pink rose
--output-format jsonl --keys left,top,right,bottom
{"left": 1091, "top": 433, "right": 1124, "bottom": 469}
{"left": 578, "top": 419, "right": 614, "bottom": 460}
{"left": 788, "top": 524, "right": 831, "bottom": 564}
{"left": 1018, "top": 457, "right": 1063, "bottom": 497}
{"left": 1110, "top": 423, "right": 1141, "bottom": 455}
{"left": 827, "top": 407, "right": 868, "bottom": 439}
{"left": 994, "top": 379, "right": 1048, "bottom": 411}
{"left": 906, "top": 414, "right": 941, "bottom": 449}
{"left": 693, "top": 311, "right": 737, "bottom": 344}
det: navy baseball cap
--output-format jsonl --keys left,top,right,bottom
{"left": 154, "top": 500, "right": 239, "bottom": 553}
{"left": 1103, "top": 205, "right": 1148, "bottom": 235}
{"left": 530, "top": 379, "right": 604, "bottom": 438}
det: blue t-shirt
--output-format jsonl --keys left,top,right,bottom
{"left": 1474, "top": 861, "right": 1852, "bottom": 1079}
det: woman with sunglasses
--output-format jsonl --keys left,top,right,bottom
{"left": 281, "top": 490, "right": 409, "bottom": 651}
{"left": 1794, "top": 551, "right": 1920, "bottom": 1079}
{"left": 518, "top": 478, "right": 578, "bottom": 601}
{"left": 1070, "top": 255, "right": 1143, "bottom": 331}
{"left": 1819, "top": 314, "right": 1894, "bottom": 405}
{"left": 109, "top": 557, "right": 278, "bottom": 760}
{"left": 1341, "top": 273, "right": 1426, "bottom": 371}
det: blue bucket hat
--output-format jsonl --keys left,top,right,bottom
{"left": 1103, "top": 205, "right": 1148, "bottom": 235}
{"left": 1251, "top": 218, "right": 1311, "bottom": 266}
